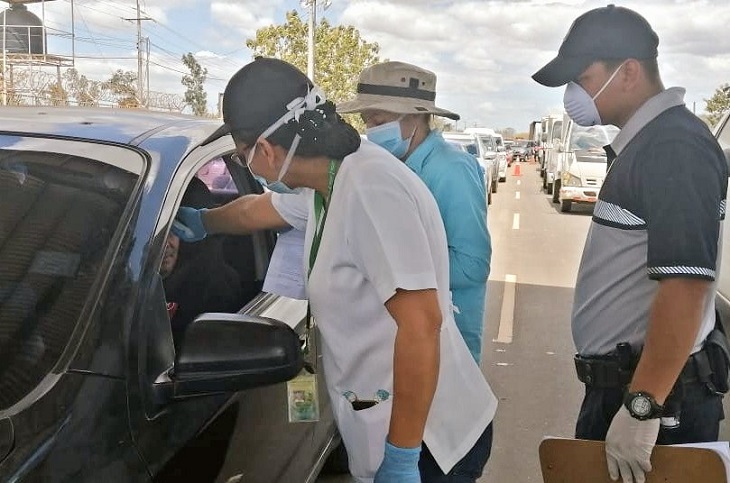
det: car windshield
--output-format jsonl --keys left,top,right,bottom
{"left": 446, "top": 138, "right": 478, "bottom": 155}
{"left": 477, "top": 135, "right": 495, "bottom": 152}
{"left": 569, "top": 125, "right": 620, "bottom": 157}
{"left": 0, "top": 148, "right": 139, "bottom": 409}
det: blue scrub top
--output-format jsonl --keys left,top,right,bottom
{"left": 406, "top": 131, "right": 491, "bottom": 362}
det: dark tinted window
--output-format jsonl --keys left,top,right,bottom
{"left": 0, "top": 149, "right": 138, "bottom": 409}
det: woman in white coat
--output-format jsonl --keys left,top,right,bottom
{"left": 174, "top": 57, "right": 497, "bottom": 483}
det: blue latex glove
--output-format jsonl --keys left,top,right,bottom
{"left": 172, "top": 207, "right": 208, "bottom": 242}
{"left": 374, "top": 440, "right": 421, "bottom": 483}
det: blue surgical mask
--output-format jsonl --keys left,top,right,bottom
{"left": 366, "top": 117, "right": 415, "bottom": 159}
{"left": 247, "top": 140, "right": 302, "bottom": 194}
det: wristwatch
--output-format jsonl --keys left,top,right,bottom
{"left": 623, "top": 391, "right": 664, "bottom": 420}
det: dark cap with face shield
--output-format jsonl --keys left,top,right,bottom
{"left": 221, "top": 57, "right": 314, "bottom": 144}
{"left": 532, "top": 4, "right": 659, "bottom": 87}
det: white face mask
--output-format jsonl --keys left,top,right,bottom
{"left": 563, "top": 62, "right": 625, "bottom": 127}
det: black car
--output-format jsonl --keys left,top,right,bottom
{"left": 0, "top": 107, "right": 343, "bottom": 482}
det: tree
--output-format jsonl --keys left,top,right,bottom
{"left": 63, "top": 68, "right": 101, "bottom": 106}
{"left": 103, "top": 70, "right": 139, "bottom": 108}
{"left": 705, "top": 83, "right": 730, "bottom": 127}
{"left": 181, "top": 52, "right": 208, "bottom": 117}
{"left": 246, "top": 10, "right": 381, "bottom": 130}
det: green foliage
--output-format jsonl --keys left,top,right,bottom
{"left": 705, "top": 83, "right": 730, "bottom": 127}
{"left": 181, "top": 52, "right": 209, "bottom": 117}
{"left": 246, "top": 10, "right": 381, "bottom": 131}
{"left": 103, "top": 69, "right": 139, "bottom": 108}
{"left": 63, "top": 68, "right": 101, "bottom": 106}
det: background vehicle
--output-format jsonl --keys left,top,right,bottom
{"left": 512, "top": 140, "right": 529, "bottom": 163}
{"left": 556, "top": 122, "right": 619, "bottom": 212}
{"left": 712, "top": 111, "right": 730, "bottom": 337}
{"left": 541, "top": 115, "right": 564, "bottom": 193}
{"left": 443, "top": 131, "right": 494, "bottom": 205}
{"left": 461, "top": 128, "right": 500, "bottom": 196}
{"left": 0, "top": 107, "right": 342, "bottom": 482}
{"left": 465, "top": 128, "right": 507, "bottom": 183}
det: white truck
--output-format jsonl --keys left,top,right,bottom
{"left": 541, "top": 115, "right": 565, "bottom": 194}
{"left": 554, "top": 120, "right": 619, "bottom": 212}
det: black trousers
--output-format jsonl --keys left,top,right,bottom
{"left": 575, "top": 382, "right": 725, "bottom": 444}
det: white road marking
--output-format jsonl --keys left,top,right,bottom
{"left": 515, "top": 191, "right": 521, "bottom": 200}
{"left": 512, "top": 213, "right": 520, "bottom": 230}
{"left": 517, "top": 180, "right": 521, "bottom": 186}
{"left": 495, "top": 274, "right": 517, "bottom": 344}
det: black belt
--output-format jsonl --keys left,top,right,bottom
{"left": 575, "top": 347, "right": 711, "bottom": 389}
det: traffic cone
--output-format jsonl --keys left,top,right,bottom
{"left": 514, "top": 163, "right": 521, "bottom": 176}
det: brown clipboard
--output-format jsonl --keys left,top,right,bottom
{"left": 539, "top": 438, "right": 728, "bottom": 483}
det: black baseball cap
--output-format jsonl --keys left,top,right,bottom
{"left": 201, "top": 57, "right": 313, "bottom": 146}
{"left": 532, "top": 4, "right": 659, "bottom": 87}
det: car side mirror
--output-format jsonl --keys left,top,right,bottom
{"left": 154, "top": 313, "right": 303, "bottom": 402}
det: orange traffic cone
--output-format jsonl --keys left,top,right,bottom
{"left": 513, "top": 163, "right": 521, "bottom": 176}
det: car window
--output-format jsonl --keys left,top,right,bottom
{"left": 0, "top": 148, "right": 138, "bottom": 409}
{"left": 569, "top": 125, "right": 620, "bottom": 155}
{"left": 196, "top": 157, "right": 236, "bottom": 192}
{"left": 161, "top": 156, "right": 273, "bottom": 349}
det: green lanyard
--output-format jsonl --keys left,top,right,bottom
{"left": 301, "top": 159, "right": 339, "bottom": 374}
{"left": 308, "top": 159, "right": 339, "bottom": 277}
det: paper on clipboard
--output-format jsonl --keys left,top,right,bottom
{"left": 263, "top": 228, "right": 307, "bottom": 300}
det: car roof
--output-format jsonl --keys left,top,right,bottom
{"left": 0, "top": 106, "right": 223, "bottom": 147}
{"left": 443, "top": 132, "right": 476, "bottom": 140}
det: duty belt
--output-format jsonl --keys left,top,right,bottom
{"left": 574, "top": 344, "right": 712, "bottom": 389}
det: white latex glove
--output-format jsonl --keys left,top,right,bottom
{"left": 605, "top": 406, "right": 660, "bottom": 483}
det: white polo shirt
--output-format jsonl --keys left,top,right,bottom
{"left": 273, "top": 140, "right": 497, "bottom": 481}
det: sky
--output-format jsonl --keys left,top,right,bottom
{"left": 16, "top": 0, "right": 730, "bottom": 132}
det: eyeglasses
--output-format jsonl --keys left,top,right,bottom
{"left": 230, "top": 152, "right": 244, "bottom": 167}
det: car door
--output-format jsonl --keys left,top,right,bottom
{"left": 125, "top": 136, "right": 337, "bottom": 483}
{"left": 0, "top": 136, "right": 150, "bottom": 481}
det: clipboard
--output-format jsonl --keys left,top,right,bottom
{"left": 539, "top": 438, "right": 728, "bottom": 483}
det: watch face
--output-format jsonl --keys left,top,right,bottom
{"left": 630, "top": 396, "right": 652, "bottom": 417}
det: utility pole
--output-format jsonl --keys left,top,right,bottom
{"left": 301, "top": 0, "right": 331, "bottom": 82}
{"left": 124, "top": 1, "right": 151, "bottom": 107}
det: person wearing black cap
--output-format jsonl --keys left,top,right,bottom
{"left": 173, "top": 57, "right": 497, "bottom": 483}
{"left": 533, "top": 5, "right": 728, "bottom": 483}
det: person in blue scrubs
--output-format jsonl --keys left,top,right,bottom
{"left": 339, "top": 61, "right": 491, "bottom": 363}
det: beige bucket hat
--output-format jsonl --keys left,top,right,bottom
{"left": 337, "top": 61, "right": 460, "bottom": 120}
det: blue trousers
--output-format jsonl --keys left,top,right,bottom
{"left": 418, "top": 423, "right": 493, "bottom": 482}
{"left": 575, "top": 382, "right": 724, "bottom": 443}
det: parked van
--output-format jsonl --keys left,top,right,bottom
{"left": 556, "top": 121, "right": 619, "bottom": 212}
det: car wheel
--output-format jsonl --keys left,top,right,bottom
{"left": 546, "top": 180, "right": 553, "bottom": 195}
{"left": 552, "top": 180, "right": 560, "bottom": 203}
{"left": 499, "top": 175, "right": 506, "bottom": 183}
{"left": 561, "top": 199, "right": 572, "bottom": 212}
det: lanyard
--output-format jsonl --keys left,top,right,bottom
{"left": 308, "top": 158, "right": 339, "bottom": 277}
{"left": 301, "top": 159, "right": 339, "bottom": 374}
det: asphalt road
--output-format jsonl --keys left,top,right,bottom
{"left": 319, "top": 160, "right": 730, "bottom": 482}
